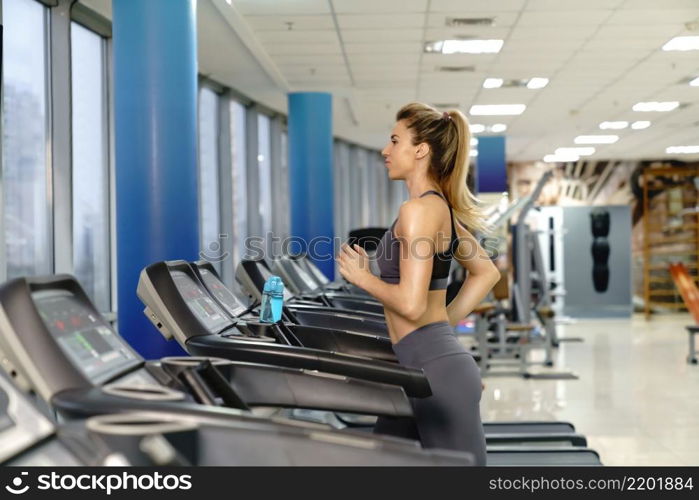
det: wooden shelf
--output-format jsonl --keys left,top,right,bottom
{"left": 642, "top": 165, "right": 699, "bottom": 319}
{"left": 647, "top": 302, "right": 688, "bottom": 309}
{"left": 648, "top": 235, "right": 698, "bottom": 246}
{"left": 648, "top": 262, "right": 698, "bottom": 271}
{"left": 647, "top": 276, "right": 698, "bottom": 284}
{"left": 647, "top": 247, "right": 699, "bottom": 256}
{"left": 645, "top": 223, "right": 698, "bottom": 231}
{"left": 644, "top": 167, "right": 699, "bottom": 177}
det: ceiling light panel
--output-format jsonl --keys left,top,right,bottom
{"left": 470, "top": 104, "right": 526, "bottom": 115}
{"left": 526, "top": 77, "right": 549, "bottom": 89}
{"left": 666, "top": 145, "right": 699, "bottom": 154}
{"left": 543, "top": 153, "right": 579, "bottom": 163}
{"left": 662, "top": 36, "right": 699, "bottom": 51}
{"left": 690, "top": 77, "right": 699, "bottom": 87}
{"left": 483, "top": 78, "right": 504, "bottom": 88}
{"left": 555, "top": 147, "right": 595, "bottom": 156}
{"left": 632, "top": 101, "right": 680, "bottom": 112}
{"left": 631, "top": 121, "right": 651, "bottom": 130}
{"left": 424, "top": 39, "right": 504, "bottom": 54}
{"left": 599, "top": 121, "right": 628, "bottom": 130}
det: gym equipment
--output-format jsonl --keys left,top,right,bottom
{"left": 190, "top": 260, "right": 395, "bottom": 362}
{"left": 669, "top": 262, "right": 699, "bottom": 364}
{"left": 271, "top": 254, "right": 384, "bottom": 315}
{"left": 0, "top": 275, "right": 475, "bottom": 465}
{"left": 138, "top": 261, "right": 425, "bottom": 393}
{"left": 140, "top": 262, "right": 602, "bottom": 464}
{"left": 293, "top": 253, "right": 371, "bottom": 296}
{"left": 465, "top": 172, "right": 576, "bottom": 379}
{"left": 236, "top": 257, "right": 390, "bottom": 337}
{"left": 590, "top": 208, "right": 611, "bottom": 292}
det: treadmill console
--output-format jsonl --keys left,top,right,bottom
{"left": 33, "top": 290, "right": 141, "bottom": 385}
{"left": 291, "top": 260, "right": 320, "bottom": 292}
{"left": 197, "top": 268, "right": 248, "bottom": 319}
{"left": 171, "top": 271, "right": 232, "bottom": 334}
{"left": 0, "top": 370, "right": 80, "bottom": 465}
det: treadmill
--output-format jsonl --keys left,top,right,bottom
{"left": 0, "top": 369, "right": 471, "bottom": 467}
{"left": 139, "top": 262, "right": 601, "bottom": 465}
{"left": 271, "top": 255, "right": 384, "bottom": 315}
{"left": 0, "top": 275, "right": 475, "bottom": 466}
{"left": 191, "top": 259, "right": 395, "bottom": 362}
{"left": 195, "top": 260, "right": 589, "bottom": 446}
{"left": 291, "top": 253, "right": 371, "bottom": 297}
{"left": 236, "top": 258, "right": 390, "bottom": 337}
{"left": 138, "top": 261, "right": 427, "bottom": 395}
{"left": 0, "top": 368, "right": 206, "bottom": 466}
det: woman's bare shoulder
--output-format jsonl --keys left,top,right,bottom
{"left": 396, "top": 197, "right": 445, "bottom": 236}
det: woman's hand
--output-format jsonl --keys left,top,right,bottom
{"left": 337, "top": 243, "right": 372, "bottom": 289}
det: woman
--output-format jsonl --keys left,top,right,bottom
{"left": 337, "top": 103, "right": 499, "bottom": 465}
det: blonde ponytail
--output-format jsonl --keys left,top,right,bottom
{"left": 396, "top": 103, "right": 486, "bottom": 232}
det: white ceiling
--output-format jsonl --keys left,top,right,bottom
{"left": 82, "top": 0, "right": 699, "bottom": 162}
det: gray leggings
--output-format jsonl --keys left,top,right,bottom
{"left": 374, "top": 321, "right": 487, "bottom": 465}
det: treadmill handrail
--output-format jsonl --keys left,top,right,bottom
{"left": 185, "top": 335, "right": 431, "bottom": 398}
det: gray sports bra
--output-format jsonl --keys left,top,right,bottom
{"left": 375, "top": 190, "right": 457, "bottom": 291}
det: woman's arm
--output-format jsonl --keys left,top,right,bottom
{"left": 446, "top": 225, "right": 500, "bottom": 326}
{"left": 337, "top": 201, "right": 437, "bottom": 321}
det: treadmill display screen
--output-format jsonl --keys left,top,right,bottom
{"left": 171, "top": 271, "right": 231, "bottom": 333}
{"left": 293, "top": 263, "right": 319, "bottom": 292}
{"left": 198, "top": 269, "right": 248, "bottom": 318}
{"left": 33, "top": 291, "right": 139, "bottom": 383}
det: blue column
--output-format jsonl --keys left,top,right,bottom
{"left": 288, "top": 93, "right": 335, "bottom": 279}
{"left": 477, "top": 136, "right": 507, "bottom": 193}
{"left": 113, "top": 0, "right": 198, "bottom": 358}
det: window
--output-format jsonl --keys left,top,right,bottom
{"left": 374, "top": 152, "right": 389, "bottom": 226}
{"left": 257, "top": 113, "right": 272, "bottom": 238}
{"left": 197, "top": 86, "right": 221, "bottom": 270}
{"left": 347, "top": 146, "right": 363, "bottom": 230}
{"left": 334, "top": 141, "right": 351, "bottom": 240}
{"left": 277, "top": 128, "right": 290, "bottom": 239}
{"left": 71, "top": 22, "right": 110, "bottom": 311}
{"left": 229, "top": 100, "right": 247, "bottom": 263}
{"left": 2, "top": 0, "right": 51, "bottom": 279}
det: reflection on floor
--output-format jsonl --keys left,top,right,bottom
{"left": 474, "top": 313, "right": 699, "bottom": 466}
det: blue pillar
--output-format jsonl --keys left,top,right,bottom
{"left": 113, "top": 0, "right": 198, "bottom": 358}
{"left": 288, "top": 93, "right": 335, "bottom": 279}
{"left": 477, "top": 136, "right": 507, "bottom": 193}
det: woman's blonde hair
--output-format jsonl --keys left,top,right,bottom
{"left": 396, "top": 102, "right": 485, "bottom": 232}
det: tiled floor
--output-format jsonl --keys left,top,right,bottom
{"left": 474, "top": 314, "right": 699, "bottom": 466}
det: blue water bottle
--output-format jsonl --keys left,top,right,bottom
{"left": 260, "top": 276, "right": 284, "bottom": 323}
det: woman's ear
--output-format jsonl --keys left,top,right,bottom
{"left": 415, "top": 142, "right": 430, "bottom": 160}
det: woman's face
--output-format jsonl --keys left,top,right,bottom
{"left": 381, "top": 120, "right": 420, "bottom": 180}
